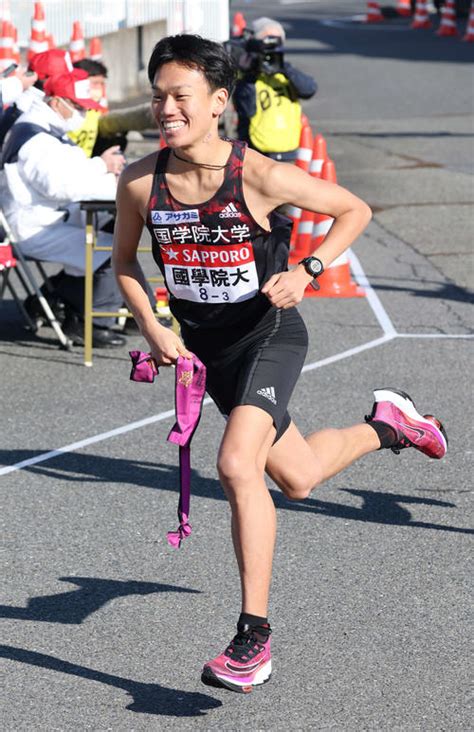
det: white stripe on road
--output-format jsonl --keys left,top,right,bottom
{"left": 0, "top": 405, "right": 208, "bottom": 478}
{"left": 347, "top": 249, "right": 397, "bottom": 337}
{"left": 0, "top": 335, "right": 394, "bottom": 478}
{"left": 302, "top": 333, "right": 395, "bottom": 373}
{"left": 1, "top": 251, "right": 468, "bottom": 477}
{"left": 397, "top": 333, "right": 474, "bottom": 339}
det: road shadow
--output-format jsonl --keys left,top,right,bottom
{"left": 0, "top": 644, "right": 222, "bottom": 717}
{"left": 272, "top": 488, "right": 474, "bottom": 535}
{"left": 369, "top": 281, "right": 474, "bottom": 305}
{"left": 1, "top": 450, "right": 472, "bottom": 535}
{"left": 0, "top": 577, "right": 200, "bottom": 624}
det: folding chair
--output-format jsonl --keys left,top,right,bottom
{"left": 0, "top": 209, "right": 73, "bottom": 350}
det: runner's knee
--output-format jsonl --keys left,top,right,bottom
{"left": 278, "top": 469, "right": 322, "bottom": 501}
{"left": 217, "top": 449, "right": 259, "bottom": 491}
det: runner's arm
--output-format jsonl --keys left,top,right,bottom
{"left": 112, "top": 164, "right": 192, "bottom": 364}
{"left": 251, "top": 155, "right": 372, "bottom": 307}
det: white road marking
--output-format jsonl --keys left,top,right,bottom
{"left": 0, "top": 252, "right": 469, "bottom": 477}
{"left": 0, "top": 405, "right": 208, "bottom": 477}
{"left": 347, "top": 249, "right": 397, "bottom": 337}
{"left": 397, "top": 333, "right": 474, "bottom": 339}
{"left": 302, "top": 334, "right": 395, "bottom": 373}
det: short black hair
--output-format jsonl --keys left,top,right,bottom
{"left": 147, "top": 34, "right": 236, "bottom": 95}
{"left": 73, "top": 59, "right": 108, "bottom": 78}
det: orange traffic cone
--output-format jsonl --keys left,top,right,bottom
{"left": 0, "top": 20, "right": 15, "bottom": 72}
{"left": 411, "top": 0, "right": 432, "bottom": 28}
{"left": 396, "top": 0, "right": 412, "bottom": 16}
{"left": 294, "top": 122, "right": 314, "bottom": 171}
{"left": 309, "top": 151, "right": 333, "bottom": 254}
{"left": 12, "top": 23, "right": 20, "bottom": 63}
{"left": 70, "top": 20, "right": 86, "bottom": 62}
{"left": 463, "top": 1, "right": 474, "bottom": 40}
{"left": 437, "top": 0, "right": 459, "bottom": 36}
{"left": 27, "top": 2, "right": 48, "bottom": 61}
{"left": 289, "top": 131, "right": 326, "bottom": 264}
{"left": 305, "top": 159, "right": 365, "bottom": 299}
{"left": 291, "top": 209, "right": 315, "bottom": 268}
{"left": 46, "top": 33, "right": 55, "bottom": 49}
{"left": 89, "top": 36, "right": 103, "bottom": 60}
{"left": 231, "top": 12, "right": 246, "bottom": 37}
{"left": 309, "top": 133, "right": 327, "bottom": 178}
{"left": 366, "top": 1, "right": 384, "bottom": 22}
{"left": 287, "top": 123, "right": 314, "bottom": 254}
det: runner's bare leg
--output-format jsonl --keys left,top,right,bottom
{"left": 217, "top": 406, "right": 277, "bottom": 617}
{"left": 218, "top": 407, "right": 381, "bottom": 618}
{"left": 266, "top": 421, "right": 381, "bottom": 500}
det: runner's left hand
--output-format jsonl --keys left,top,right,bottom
{"left": 261, "top": 267, "right": 312, "bottom": 308}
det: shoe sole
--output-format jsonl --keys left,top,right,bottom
{"left": 373, "top": 387, "right": 448, "bottom": 456}
{"left": 201, "top": 661, "right": 272, "bottom": 694}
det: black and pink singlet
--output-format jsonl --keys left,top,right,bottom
{"left": 146, "top": 139, "right": 291, "bottom": 331}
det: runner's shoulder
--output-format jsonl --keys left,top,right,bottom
{"left": 119, "top": 151, "right": 159, "bottom": 189}
{"left": 243, "top": 147, "right": 299, "bottom": 201}
{"left": 243, "top": 147, "right": 276, "bottom": 182}
{"left": 117, "top": 151, "right": 158, "bottom": 206}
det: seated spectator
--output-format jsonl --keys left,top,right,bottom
{"left": 1, "top": 50, "right": 73, "bottom": 151}
{"left": 2, "top": 51, "right": 156, "bottom": 159}
{"left": 70, "top": 58, "right": 113, "bottom": 157}
{"left": 0, "top": 69, "right": 127, "bottom": 347}
{"left": 233, "top": 17, "right": 317, "bottom": 161}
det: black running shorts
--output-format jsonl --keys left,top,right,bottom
{"left": 182, "top": 306, "right": 308, "bottom": 441}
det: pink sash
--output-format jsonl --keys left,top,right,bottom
{"left": 129, "top": 350, "right": 206, "bottom": 548}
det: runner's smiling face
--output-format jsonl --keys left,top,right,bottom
{"left": 151, "top": 62, "right": 227, "bottom": 147}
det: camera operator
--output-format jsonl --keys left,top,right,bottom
{"left": 232, "top": 17, "right": 317, "bottom": 161}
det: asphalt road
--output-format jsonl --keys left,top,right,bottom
{"left": 1, "top": 1, "right": 473, "bottom": 729}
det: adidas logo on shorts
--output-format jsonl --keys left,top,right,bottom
{"left": 257, "top": 386, "right": 277, "bottom": 405}
{"left": 219, "top": 202, "right": 241, "bottom": 218}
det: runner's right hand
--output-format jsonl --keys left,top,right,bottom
{"left": 146, "top": 323, "right": 193, "bottom": 366}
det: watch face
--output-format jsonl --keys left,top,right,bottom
{"left": 308, "top": 258, "right": 323, "bottom": 276}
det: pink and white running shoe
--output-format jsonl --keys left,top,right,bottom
{"left": 201, "top": 624, "right": 272, "bottom": 693}
{"left": 366, "top": 387, "right": 448, "bottom": 459}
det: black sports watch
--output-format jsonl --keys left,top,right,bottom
{"left": 298, "top": 256, "right": 324, "bottom": 290}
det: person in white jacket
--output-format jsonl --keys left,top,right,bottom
{"left": 0, "top": 66, "right": 38, "bottom": 108}
{"left": 0, "top": 68, "right": 127, "bottom": 347}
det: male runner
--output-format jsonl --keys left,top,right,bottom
{"left": 112, "top": 34, "right": 447, "bottom": 694}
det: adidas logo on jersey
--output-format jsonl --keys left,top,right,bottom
{"left": 219, "top": 202, "right": 241, "bottom": 218}
{"left": 257, "top": 386, "right": 277, "bottom": 405}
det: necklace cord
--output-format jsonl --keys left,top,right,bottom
{"left": 172, "top": 149, "right": 230, "bottom": 171}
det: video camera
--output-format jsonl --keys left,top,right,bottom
{"left": 245, "top": 35, "right": 284, "bottom": 75}
{"left": 224, "top": 33, "right": 285, "bottom": 76}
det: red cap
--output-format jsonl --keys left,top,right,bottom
{"left": 43, "top": 68, "right": 102, "bottom": 110}
{"left": 29, "top": 49, "right": 74, "bottom": 80}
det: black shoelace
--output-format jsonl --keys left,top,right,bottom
{"left": 224, "top": 625, "right": 271, "bottom": 663}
